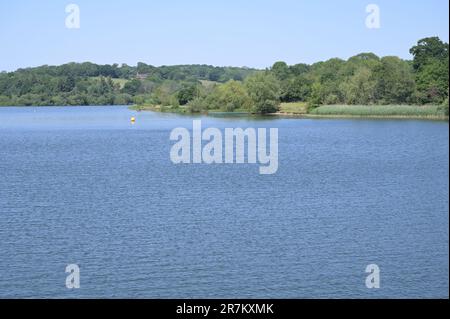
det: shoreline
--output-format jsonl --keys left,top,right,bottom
{"left": 271, "top": 112, "right": 449, "bottom": 121}
{"left": 132, "top": 105, "right": 449, "bottom": 121}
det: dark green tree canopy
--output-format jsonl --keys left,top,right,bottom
{"left": 410, "top": 37, "right": 449, "bottom": 71}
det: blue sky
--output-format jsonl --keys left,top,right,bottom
{"left": 0, "top": 0, "right": 448, "bottom": 71}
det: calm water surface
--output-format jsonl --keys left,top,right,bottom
{"left": 0, "top": 106, "right": 448, "bottom": 298}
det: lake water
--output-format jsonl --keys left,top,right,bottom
{"left": 0, "top": 106, "right": 448, "bottom": 298}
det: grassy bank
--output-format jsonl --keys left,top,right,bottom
{"left": 306, "top": 104, "right": 448, "bottom": 119}
{"left": 278, "top": 102, "right": 308, "bottom": 115}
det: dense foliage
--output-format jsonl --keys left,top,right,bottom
{"left": 0, "top": 37, "right": 448, "bottom": 115}
{"left": 0, "top": 63, "right": 257, "bottom": 106}
{"left": 182, "top": 37, "right": 448, "bottom": 114}
{"left": 275, "top": 38, "right": 447, "bottom": 109}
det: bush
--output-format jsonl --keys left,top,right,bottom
{"left": 438, "top": 97, "right": 449, "bottom": 115}
{"left": 186, "top": 97, "right": 207, "bottom": 113}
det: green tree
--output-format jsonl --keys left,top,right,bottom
{"left": 177, "top": 83, "right": 199, "bottom": 105}
{"left": 122, "top": 79, "right": 142, "bottom": 95}
{"left": 410, "top": 37, "right": 449, "bottom": 104}
{"left": 283, "top": 75, "right": 312, "bottom": 102}
{"left": 271, "top": 61, "right": 290, "bottom": 80}
{"left": 374, "top": 57, "right": 416, "bottom": 104}
{"left": 245, "top": 73, "right": 280, "bottom": 113}
{"left": 308, "top": 82, "right": 323, "bottom": 108}
{"left": 214, "top": 80, "right": 252, "bottom": 111}
{"left": 341, "top": 67, "right": 376, "bottom": 105}
{"left": 410, "top": 37, "right": 449, "bottom": 71}
{"left": 308, "top": 58, "right": 346, "bottom": 105}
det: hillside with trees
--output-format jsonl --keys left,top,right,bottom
{"left": 0, "top": 37, "right": 448, "bottom": 115}
{"left": 0, "top": 64, "right": 257, "bottom": 107}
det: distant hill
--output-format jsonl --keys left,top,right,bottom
{"left": 0, "top": 62, "right": 259, "bottom": 106}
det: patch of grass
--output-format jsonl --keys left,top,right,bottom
{"left": 279, "top": 102, "right": 308, "bottom": 114}
{"left": 111, "top": 78, "right": 128, "bottom": 89}
{"left": 92, "top": 77, "right": 128, "bottom": 89}
{"left": 308, "top": 105, "right": 447, "bottom": 118}
{"left": 200, "top": 80, "right": 219, "bottom": 88}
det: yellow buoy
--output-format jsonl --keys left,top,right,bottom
{"left": 131, "top": 117, "right": 136, "bottom": 123}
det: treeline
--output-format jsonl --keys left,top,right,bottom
{"left": 0, "top": 37, "right": 448, "bottom": 115}
{"left": 180, "top": 37, "right": 449, "bottom": 114}
{"left": 277, "top": 36, "right": 449, "bottom": 107}
{"left": 0, "top": 63, "right": 257, "bottom": 106}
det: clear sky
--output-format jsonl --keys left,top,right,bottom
{"left": 0, "top": 0, "right": 448, "bottom": 71}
